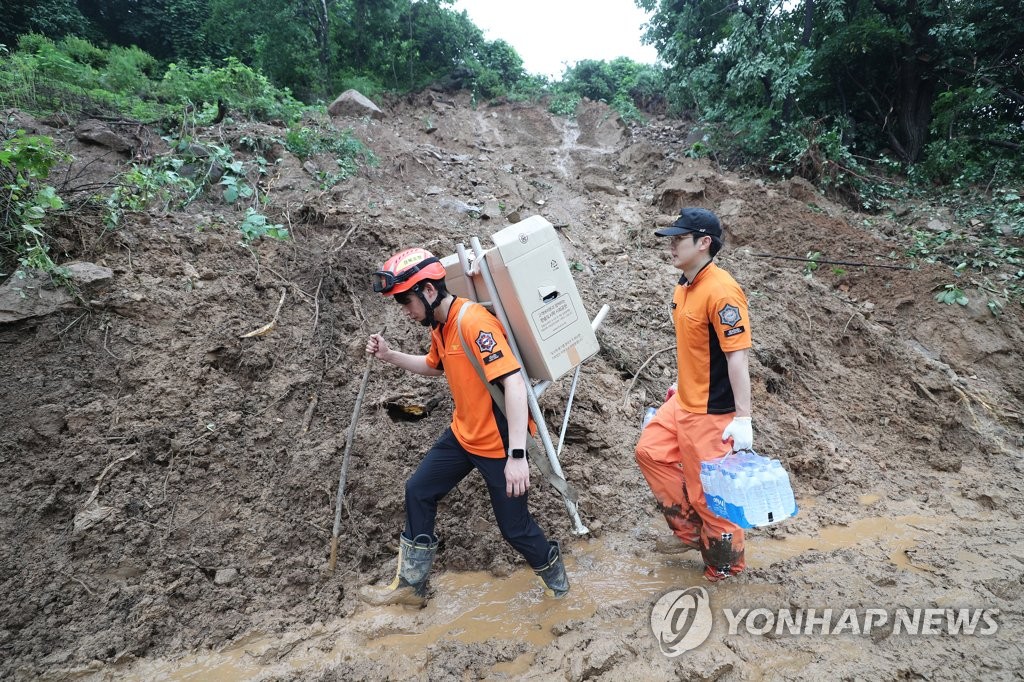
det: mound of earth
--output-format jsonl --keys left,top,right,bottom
{"left": 1, "top": 93, "right": 1021, "bottom": 681}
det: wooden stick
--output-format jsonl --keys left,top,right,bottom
{"left": 300, "top": 394, "right": 319, "bottom": 435}
{"left": 328, "top": 327, "right": 385, "bottom": 571}
{"left": 622, "top": 345, "right": 675, "bottom": 408}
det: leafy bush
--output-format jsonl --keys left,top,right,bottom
{"left": 548, "top": 92, "right": 581, "bottom": 117}
{"left": 285, "top": 124, "right": 376, "bottom": 166}
{"left": 0, "top": 127, "right": 67, "bottom": 278}
{"left": 239, "top": 208, "right": 288, "bottom": 243}
{"left": 0, "top": 36, "right": 304, "bottom": 124}
{"left": 555, "top": 57, "right": 665, "bottom": 122}
{"left": 159, "top": 58, "right": 304, "bottom": 122}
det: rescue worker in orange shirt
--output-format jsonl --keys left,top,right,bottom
{"left": 635, "top": 208, "right": 754, "bottom": 581}
{"left": 358, "top": 247, "right": 569, "bottom": 606}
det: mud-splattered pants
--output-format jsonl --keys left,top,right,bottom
{"left": 404, "top": 428, "right": 552, "bottom": 569}
{"left": 635, "top": 399, "right": 746, "bottom": 581}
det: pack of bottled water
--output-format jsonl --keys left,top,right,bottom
{"left": 700, "top": 450, "right": 798, "bottom": 528}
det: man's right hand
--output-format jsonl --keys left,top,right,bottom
{"left": 366, "top": 333, "right": 390, "bottom": 360}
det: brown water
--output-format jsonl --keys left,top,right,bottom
{"left": 82, "top": 507, "right": 946, "bottom": 681}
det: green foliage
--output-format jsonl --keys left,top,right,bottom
{"left": 469, "top": 39, "right": 525, "bottom": 99}
{"left": 556, "top": 57, "right": 666, "bottom": 122}
{"left": 238, "top": 207, "right": 288, "bottom": 243}
{"left": 802, "top": 251, "right": 821, "bottom": 277}
{"left": 905, "top": 189, "right": 1024, "bottom": 311}
{"left": 0, "top": 0, "right": 92, "bottom": 49}
{"left": 935, "top": 284, "right": 969, "bottom": 306}
{"left": 0, "top": 127, "right": 67, "bottom": 278}
{"left": 160, "top": 58, "right": 304, "bottom": 122}
{"left": 0, "top": 36, "right": 303, "bottom": 124}
{"left": 284, "top": 124, "right": 377, "bottom": 182}
{"left": 104, "top": 162, "right": 194, "bottom": 230}
{"left": 548, "top": 92, "right": 581, "bottom": 117}
{"left": 641, "top": 0, "right": 1024, "bottom": 202}
{"left": 77, "top": 0, "right": 210, "bottom": 63}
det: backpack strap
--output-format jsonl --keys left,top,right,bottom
{"left": 456, "top": 302, "right": 578, "bottom": 503}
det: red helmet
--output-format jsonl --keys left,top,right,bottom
{"left": 372, "top": 247, "right": 446, "bottom": 296}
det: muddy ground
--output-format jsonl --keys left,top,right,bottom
{"left": 1, "top": 93, "right": 1022, "bottom": 681}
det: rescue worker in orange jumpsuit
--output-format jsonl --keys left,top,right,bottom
{"left": 358, "top": 247, "right": 569, "bottom": 606}
{"left": 635, "top": 208, "right": 754, "bottom": 581}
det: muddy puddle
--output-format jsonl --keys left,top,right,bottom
{"left": 78, "top": 506, "right": 948, "bottom": 681}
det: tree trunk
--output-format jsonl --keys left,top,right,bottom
{"left": 894, "top": 54, "right": 934, "bottom": 162}
{"left": 873, "top": 0, "right": 940, "bottom": 162}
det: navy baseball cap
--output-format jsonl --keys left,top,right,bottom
{"left": 655, "top": 207, "right": 722, "bottom": 238}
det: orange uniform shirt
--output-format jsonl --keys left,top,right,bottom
{"left": 672, "top": 262, "right": 752, "bottom": 414}
{"left": 425, "top": 298, "right": 526, "bottom": 458}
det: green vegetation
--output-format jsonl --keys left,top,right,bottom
{"left": 638, "top": 0, "right": 1023, "bottom": 198}
{"left": 552, "top": 57, "right": 666, "bottom": 123}
{"left": 238, "top": 208, "right": 288, "bottom": 243}
{"left": 0, "top": 34, "right": 304, "bottom": 124}
{"left": 0, "top": 126, "right": 67, "bottom": 278}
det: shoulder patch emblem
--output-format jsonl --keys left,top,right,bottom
{"left": 718, "top": 304, "right": 742, "bottom": 327}
{"left": 475, "top": 330, "right": 497, "bottom": 353}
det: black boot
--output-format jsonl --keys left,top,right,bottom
{"left": 358, "top": 533, "right": 438, "bottom": 607}
{"left": 534, "top": 540, "right": 570, "bottom": 598}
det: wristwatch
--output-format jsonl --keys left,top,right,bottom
{"left": 510, "top": 448, "right": 526, "bottom": 459}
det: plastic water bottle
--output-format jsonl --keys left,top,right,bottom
{"left": 739, "top": 470, "right": 769, "bottom": 527}
{"left": 703, "top": 462, "right": 728, "bottom": 518}
{"left": 770, "top": 460, "right": 798, "bottom": 516}
{"left": 699, "top": 462, "right": 717, "bottom": 514}
{"left": 701, "top": 450, "right": 798, "bottom": 528}
{"left": 641, "top": 406, "right": 657, "bottom": 429}
{"left": 757, "top": 461, "right": 785, "bottom": 524}
{"left": 718, "top": 469, "right": 738, "bottom": 522}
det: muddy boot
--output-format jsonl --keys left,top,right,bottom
{"left": 655, "top": 535, "right": 699, "bottom": 555}
{"left": 358, "top": 533, "right": 438, "bottom": 607}
{"left": 534, "top": 540, "right": 570, "bottom": 598}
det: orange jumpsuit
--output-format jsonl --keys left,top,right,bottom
{"left": 635, "top": 262, "right": 752, "bottom": 581}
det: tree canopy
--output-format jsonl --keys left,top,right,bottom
{"left": 0, "top": 0, "right": 531, "bottom": 101}
{"left": 638, "top": 0, "right": 1024, "bottom": 185}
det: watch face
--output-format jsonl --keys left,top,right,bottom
{"left": 511, "top": 449, "right": 526, "bottom": 459}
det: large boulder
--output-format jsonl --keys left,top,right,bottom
{"left": 74, "top": 120, "right": 132, "bottom": 153}
{"left": 327, "top": 90, "right": 385, "bottom": 120}
{"left": 0, "top": 262, "right": 113, "bottom": 323}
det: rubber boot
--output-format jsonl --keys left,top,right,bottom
{"left": 534, "top": 540, "right": 570, "bottom": 598}
{"left": 358, "top": 533, "right": 438, "bottom": 607}
{"left": 655, "top": 536, "right": 699, "bottom": 555}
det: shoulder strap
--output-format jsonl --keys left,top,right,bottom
{"left": 456, "top": 302, "right": 578, "bottom": 503}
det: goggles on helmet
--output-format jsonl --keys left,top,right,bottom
{"left": 371, "top": 257, "right": 441, "bottom": 294}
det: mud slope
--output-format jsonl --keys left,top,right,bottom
{"left": 1, "top": 94, "right": 1021, "bottom": 681}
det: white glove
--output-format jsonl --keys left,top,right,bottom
{"left": 722, "top": 416, "right": 753, "bottom": 452}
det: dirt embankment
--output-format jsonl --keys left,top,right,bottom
{"left": 1, "top": 93, "right": 1021, "bottom": 681}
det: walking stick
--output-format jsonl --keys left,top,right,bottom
{"left": 328, "top": 329, "right": 384, "bottom": 571}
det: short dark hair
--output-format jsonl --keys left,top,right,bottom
{"left": 395, "top": 278, "right": 448, "bottom": 304}
{"left": 690, "top": 233, "right": 723, "bottom": 258}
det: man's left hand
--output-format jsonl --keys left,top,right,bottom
{"left": 722, "top": 416, "right": 753, "bottom": 451}
{"left": 504, "top": 456, "right": 530, "bottom": 497}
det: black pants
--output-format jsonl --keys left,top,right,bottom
{"left": 404, "top": 428, "right": 551, "bottom": 569}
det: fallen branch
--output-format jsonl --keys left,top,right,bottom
{"left": 103, "top": 324, "right": 123, "bottom": 361}
{"left": 330, "top": 223, "right": 360, "bottom": 254}
{"left": 65, "top": 573, "right": 95, "bottom": 596}
{"left": 300, "top": 394, "right": 319, "bottom": 435}
{"left": 58, "top": 313, "right": 88, "bottom": 337}
{"left": 84, "top": 451, "right": 139, "bottom": 508}
{"left": 622, "top": 345, "right": 675, "bottom": 407}
{"left": 240, "top": 288, "right": 287, "bottom": 338}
